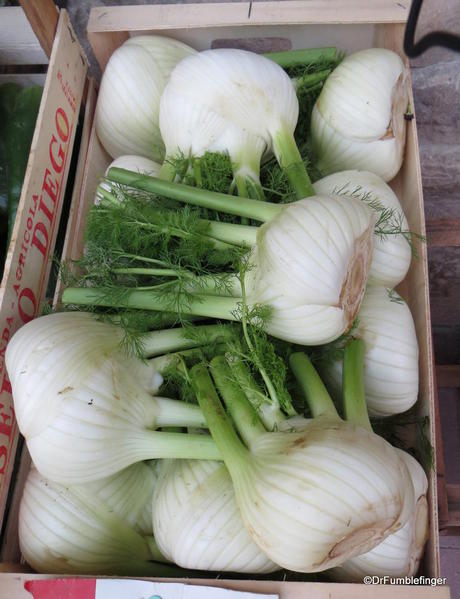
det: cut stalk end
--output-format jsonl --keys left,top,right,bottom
{"left": 339, "top": 221, "right": 374, "bottom": 330}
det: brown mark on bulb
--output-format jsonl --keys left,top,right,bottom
{"left": 380, "top": 72, "right": 409, "bottom": 151}
{"left": 57, "top": 386, "right": 74, "bottom": 395}
{"left": 326, "top": 516, "right": 396, "bottom": 563}
{"left": 339, "top": 222, "right": 374, "bottom": 330}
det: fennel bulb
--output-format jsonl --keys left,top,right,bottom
{"left": 65, "top": 172, "right": 375, "bottom": 346}
{"left": 97, "top": 155, "right": 162, "bottom": 204}
{"left": 327, "top": 341, "right": 428, "bottom": 580}
{"left": 95, "top": 36, "right": 195, "bottom": 161}
{"left": 106, "top": 155, "right": 161, "bottom": 177}
{"left": 125, "top": 35, "right": 196, "bottom": 80}
{"left": 189, "top": 357, "right": 414, "bottom": 573}
{"left": 6, "top": 312, "right": 223, "bottom": 484}
{"left": 160, "top": 48, "right": 313, "bottom": 199}
{"left": 328, "top": 451, "right": 429, "bottom": 581}
{"left": 321, "top": 286, "right": 419, "bottom": 417}
{"left": 153, "top": 459, "right": 278, "bottom": 573}
{"left": 311, "top": 49, "right": 409, "bottom": 181}
{"left": 19, "top": 464, "right": 178, "bottom": 576}
{"left": 314, "top": 170, "right": 412, "bottom": 287}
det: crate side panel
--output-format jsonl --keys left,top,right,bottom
{"left": 390, "top": 90, "right": 439, "bottom": 577}
{"left": 0, "top": 444, "right": 31, "bottom": 563}
{"left": 248, "top": 1, "right": 409, "bottom": 24}
{"left": 0, "top": 10, "right": 87, "bottom": 529}
{"left": 53, "top": 77, "right": 97, "bottom": 305}
{"left": 90, "top": 23, "right": 376, "bottom": 69}
{"left": 0, "top": 575, "right": 452, "bottom": 598}
{"left": 87, "top": 1, "right": 408, "bottom": 33}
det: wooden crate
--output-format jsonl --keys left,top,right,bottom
{"left": 0, "top": 4, "right": 88, "bottom": 544}
{"left": 0, "top": 2, "right": 451, "bottom": 597}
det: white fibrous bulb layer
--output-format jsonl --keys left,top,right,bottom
{"left": 311, "top": 49, "right": 409, "bottom": 181}
{"left": 321, "top": 286, "right": 419, "bottom": 416}
{"left": 153, "top": 460, "right": 278, "bottom": 573}
{"left": 96, "top": 36, "right": 196, "bottom": 161}
{"left": 328, "top": 450, "right": 429, "bottom": 581}
{"left": 106, "top": 155, "right": 161, "bottom": 177}
{"left": 314, "top": 170, "right": 412, "bottom": 287}
{"left": 19, "top": 464, "right": 159, "bottom": 575}
{"left": 125, "top": 35, "right": 197, "bottom": 80}
{"left": 227, "top": 414, "right": 414, "bottom": 572}
{"left": 160, "top": 48, "right": 298, "bottom": 193}
{"left": 97, "top": 156, "right": 162, "bottom": 204}
{"left": 245, "top": 194, "right": 374, "bottom": 345}
{"left": 6, "top": 312, "right": 209, "bottom": 484}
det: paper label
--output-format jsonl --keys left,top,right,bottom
{"left": 24, "top": 578, "right": 279, "bottom": 599}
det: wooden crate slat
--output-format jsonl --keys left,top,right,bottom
{"left": 87, "top": 1, "right": 409, "bottom": 33}
{"left": 0, "top": 574, "right": 453, "bottom": 598}
{"left": 18, "top": 0, "right": 59, "bottom": 60}
{"left": 434, "top": 368, "right": 450, "bottom": 529}
{"left": 0, "top": 9, "right": 87, "bottom": 530}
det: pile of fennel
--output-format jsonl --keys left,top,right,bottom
{"left": 6, "top": 41, "right": 430, "bottom": 582}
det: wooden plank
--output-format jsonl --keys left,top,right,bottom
{"left": 249, "top": 1, "right": 409, "bottom": 24}
{"left": 0, "top": 446, "right": 31, "bottom": 563}
{"left": 434, "top": 367, "right": 450, "bottom": 529}
{"left": 390, "top": 63, "right": 440, "bottom": 572}
{"left": 1, "top": 69, "right": 97, "bottom": 551}
{"left": 86, "top": 31, "right": 129, "bottom": 72}
{"left": 0, "top": 575, "right": 453, "bottom": 599}
{"left": 373, "top": 23, "right": 405, "bottom": 57}
{"left": 436, "top": 365, "right": 460, "bottom": 388}
{"left": 19, "top": 0, "right": 59, "bottom": 60}
{"left": 0, "top": 9, "right": 87, "bottom": 531}
{"left": 53, "top": 77, "right": 97, "bottom": 305}
{"left": 88, "top": 1, "right": 408, "bottom": 34}
{"left": 88, "top": 3, "right": 251, "bottom": 33}
{"left": 0, "top": 7, "right": 48, "bottom": 65}
{"left": 426, "top": 219, "right": 460, "bottom": 247}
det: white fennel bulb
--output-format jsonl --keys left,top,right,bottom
{"left": 311, "top": 49, "right": 409, "bottom": 181}
{"left": 314, "top": 170, "right": 412, "bottom": 287}
{"left": 87, "top": 460, "right": 158, "bottom": 536}
{"left": 19, "top": 464, "right": 177, "bottom": 576}
{"left": 160, "top": 48, "right": 313, "bottom": 199}
{"left": 106, "top": 155, "right": 161, "bottom": 177}
{"left": 160, "top": 88, "right": 267, "bottom": 198}
{"left": 243, "top": 194, "right": 374, "bottom": 344}
{"left": 95, "top": 37, "right": 195, "bottom": 161}
{"left": 75, "top": 173, "right": 375, "bottom": 347}
{"left": 191, "top": 359, "right": 414, "bottom": 573}
{"left": 97, "top": 156, "right": 162, "bottom": 204}
{"left": 328, "top": 451, "right": 429, "bottom": 581}
{"left": 6, "top": 312, "right": 221, "bottom": 484}
{"left": 322, "top": 286, "right": 419, "bottom": 417}
{"left": 153, "top": 459, "right": 278, "bottom": 573}
{"left": 125, "top": 35, "right": 196, "bottom": 79}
